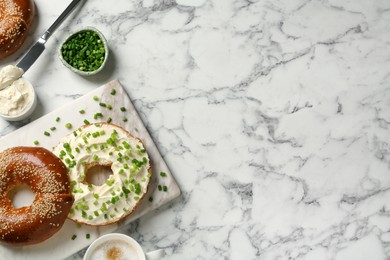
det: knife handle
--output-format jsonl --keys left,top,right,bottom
{"left": 42, "top": 0, "right": 83, "bottom": 42}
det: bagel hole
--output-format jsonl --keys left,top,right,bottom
{"left": 86, "top": 165, "right": 113, "bottom": 186}
{"left": 8, "top": 184, "right": 36, "bottom": 209}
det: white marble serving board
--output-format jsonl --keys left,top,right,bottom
{"left": 0, "top": 80, "right": 181, "bottom": 260}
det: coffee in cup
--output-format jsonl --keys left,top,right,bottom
{"left": 84, "top": 233, "right": 165, "bottom": 260}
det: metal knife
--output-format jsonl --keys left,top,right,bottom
{"left": 16, "top": 0, "right": 83, "bottom": 73}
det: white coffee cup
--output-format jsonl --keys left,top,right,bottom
{"left": 83, "top": 233, "right": 166, "bottom": 260}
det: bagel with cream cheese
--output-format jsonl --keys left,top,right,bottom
{"left": 53, "top": 123, "right": 152, "bottom": 226}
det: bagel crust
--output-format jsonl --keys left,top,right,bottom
{"left": 0, "top": 147, "right": 74, "bottom": 246}
{"left": 0, "top": 0, "right": 35, "bottom": 60}
{"left": 53, "top": 123, "right": 152, "bottom": 226}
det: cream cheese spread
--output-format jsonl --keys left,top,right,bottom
{"left": 0, "top": 65, "right": 24, "bottom": 90}
{"left": 0, "top": 78, "right": 34, "bottom": 116}
{"left": 53, "top": 123, "right": 151, "bottom": 225}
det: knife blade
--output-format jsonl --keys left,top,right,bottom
{"left": 16, "top": 0, "right": 83, "bottom": 73}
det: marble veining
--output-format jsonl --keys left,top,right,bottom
{"left": 1, "top": 0, "right": 390, "bottom": 259}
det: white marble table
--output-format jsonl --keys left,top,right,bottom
{"left": 1, "top": 0, "right": 390, "bottom": 259}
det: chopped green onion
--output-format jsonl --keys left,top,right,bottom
{"left": 79, "top": 110, "right": 85, "bottom": 114}
{"left": 163, "top": 185, "right": 168, "bottom": 192}
{"left": 65, "top": 123, "right": 72, "bottom": 129}
{"left": 99, "top": 102, "right": 107, "bottom": 107}
{"left": 106, "top": 178, "right": 115, "bottom": 186}
{"left": 44, "top": 131, "right": 50, "bottom": 136}
{"left": 111, "top": 89, "right": 116, "bottom": 95}
{"left": 107, "top": 117, "right": 112, "bottom": 123}
{"left": 84, "top": 119, "right": 90, "bottom": 124}
{"left": 100, "top": 203, "right": 107, "bottom": 212}
{"left": 160, "top": 172, "right": 167, "bottom": 177}
{"left": 50, "top": 126, "right": 57, "bottom": 131}
{"left": 94, "top": 113, "right": 103, "bottom": 120}
{"left": 111, "top": 196, "right": 120, "bottom": 204}
{"left": 123, "top": 118, "right": 128, "bottom": 122}
{"left": 61, "top": 30, "right": 106, "bottom": 72}
{"left": 93, "top": 96, "right": 99, "bottom": 101}
{"left": 86, "top": 234, "right": 91, "bottom": 239}
{"left": 149, "top": 197, "right": 153, "bottom": 202}
{"left": 122, "top": 187, "right": 130, "bottom": 195}
{"left": 71, "top": 234, "right": 77, "bottom": 240}
{"left": 120, "top": 107, "right": 126, "bottom": 112}
{"left": 33, "top": 140, "right": 40, "bottom": 146}
{"left": 134, "top": 183, "right": 141, "bottom": 195}
{"left": 56, "top": 117, "right": 60, "bottom": 122}
{"left": 122, "top": 141, "right": 130, "bottom": 149}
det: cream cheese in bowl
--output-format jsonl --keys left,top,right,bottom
{"left": 0, "top": 65, "right": 37, "bottom": 121}
{"left": 0, "top": 65, "right": 24, "bottom": 90}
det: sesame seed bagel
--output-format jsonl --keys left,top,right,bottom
{"left": 0, "top": 0, "right": 35, "bottom": 60}
{"left": 53, "top": 123, "right": 152, "bottom": 226}
{"left": 0, "top": 147, "right": 74, "bottom": 246}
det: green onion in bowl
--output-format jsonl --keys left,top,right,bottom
{"left": 59, "top": 27, "right": 109, "bottom": 76}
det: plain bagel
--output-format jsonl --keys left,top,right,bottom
{"left": 0, "top": 147, "right": 74, "bottom": 246}
{"left": 0, "top": 0, "right": 35, "bottom": 60}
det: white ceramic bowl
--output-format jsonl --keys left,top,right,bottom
{"left": 59, "top": 27, "right": 109, "bottom": 76}
{"left": 84, "top": 233, "right": 166, "bottom": 260}
{"left": 84, "top": 233, "right": 146, "bottom": 260}
{"left": 0, "top": 79, "right": 37, "bottom": 121}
